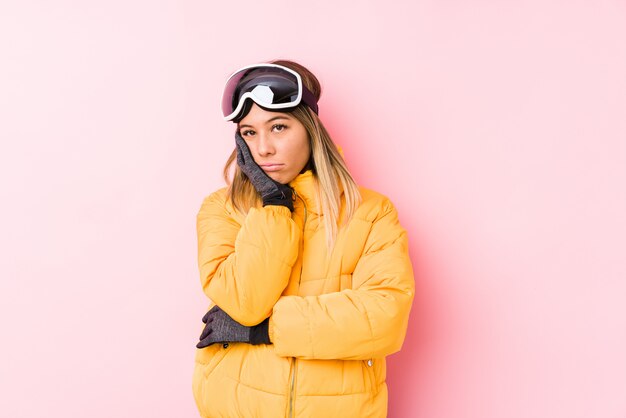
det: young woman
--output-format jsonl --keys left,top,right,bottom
{"left": 193, "top": 60, "right": 414, "bottom": 417}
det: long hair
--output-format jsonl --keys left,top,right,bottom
{"left": 222, "top": 59, "right": 362, "bottom": 250}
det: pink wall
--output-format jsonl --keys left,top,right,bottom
{"left": 1, "top": 1, "right": 625, "bottom": 417}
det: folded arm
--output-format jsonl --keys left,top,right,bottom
{"left": 196, "top": 190, "right": 300, "bottom": 326}
{"left": 268, "top": 200, "right": 415, "bottom": 360}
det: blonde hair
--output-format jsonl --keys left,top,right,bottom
{"left": 222, "top": 59, "right": 362, "bottom": 250}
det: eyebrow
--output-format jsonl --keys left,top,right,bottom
{"left": 239, "top": 116, "right": 290, "bottom": 129}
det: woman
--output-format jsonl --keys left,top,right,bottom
{"left": 193, "top": 60, "right": 414, "bottom": 417}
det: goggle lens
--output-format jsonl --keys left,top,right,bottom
{"left": 221, "top": 64, "right": 317, "bottom": 121}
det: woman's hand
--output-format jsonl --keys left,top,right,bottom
{"left": 196, "top": 305, "right": 271, "bottom": 349}
{"left": 235, "top": 132, "right": 294, "bottom": 211}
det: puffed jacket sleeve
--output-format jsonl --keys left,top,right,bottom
{"left": 268, "top": 198, "right": 415, "bottom": 360}
{"left": 196, "top": 190, "right": 301, "bottom": 326}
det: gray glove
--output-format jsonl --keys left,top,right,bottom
{"left": 196, "top": 305, "right": 271, "bottom": 349}
{"left": 235, "top": 132, "right": 294, "bottom": 211}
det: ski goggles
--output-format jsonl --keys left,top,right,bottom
{"left": 221, "top": 63, "right": 319, "bottom": 122}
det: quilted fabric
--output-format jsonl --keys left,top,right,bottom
{"left": 192, "top": 169, "right": 414, "bottom": 418}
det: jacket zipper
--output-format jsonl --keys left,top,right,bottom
{"left": 288, "top": 357, "right": 297, "bottom": 418}
{"left": 288, "top": 190, "right": 307, "bottom": 418}
{"left": 364, "top": 359, "right": 376, "bottom": 392}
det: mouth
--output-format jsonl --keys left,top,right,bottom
{"left": 260, "top": 164, "right": 284, "bottom": 172}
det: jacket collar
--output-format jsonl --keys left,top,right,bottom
{"left": 289, "top": 170, "right": 346, "bottom": 216}
{"left": 288, "top": 146, "right": 347, "bottom": 215}
{"left": 289, "top": 169, "right": 319, "bottom": 215}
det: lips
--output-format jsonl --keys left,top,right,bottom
{"left": 260, "top": 164, "right": 284, "bottom": 172}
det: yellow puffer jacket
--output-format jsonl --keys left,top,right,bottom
{"left": 192, "top": 169, "right": 414, "bottom": 418}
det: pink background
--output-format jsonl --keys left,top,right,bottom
{"left": 1, "top": 1, "right": 625, "bottom": 417}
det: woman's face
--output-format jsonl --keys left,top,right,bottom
{"left": 238, "top": 103, "right": 311, "bottom": 184}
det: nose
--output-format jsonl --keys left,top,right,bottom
{"left": 256, "top": 131, "right": 275, "bottom": 156}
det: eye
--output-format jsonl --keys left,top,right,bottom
{"left": 240, "top": 129, "right": 255, "bottom": 137}
{"left": 272, "top": 124, "right": 287, "bottom": 132}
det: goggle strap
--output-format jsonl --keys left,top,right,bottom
{"left": 301, "top": 86, "right": 319, "bottom": 115}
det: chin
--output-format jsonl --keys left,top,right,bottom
{"left": 267, "top": 173, "right": 284, "bottom": 183}
{"left": 270, "top": 172, "right": 293, "bottom": 184}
